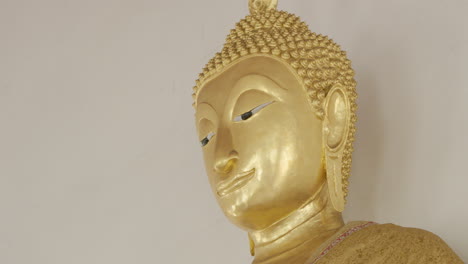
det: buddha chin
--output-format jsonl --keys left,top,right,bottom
{"left": 215, "top": 162, "right": 326, "bottom": 232}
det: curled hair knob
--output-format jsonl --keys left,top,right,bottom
{"left": 248, "top": 0, "right": 278, "bottom": 13}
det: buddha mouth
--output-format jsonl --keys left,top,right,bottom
{"left": 216, "top": 168, "right": 255, "bottom": 197}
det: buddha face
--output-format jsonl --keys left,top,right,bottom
{"left": 195, "top": 56, "right": 326, "bottom": 231}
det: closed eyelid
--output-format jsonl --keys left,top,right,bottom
{"left": 233, "top": 101, "right": 275, "bottom": 122}
{"left": 251, "top": 101, "right": 275, "bottom": 114}
{"left": 200, "top": 132, "right": 216, "bottom": 147}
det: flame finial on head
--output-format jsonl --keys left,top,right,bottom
{"left": 249, "top": 0, "right": 278, "bottom": 13}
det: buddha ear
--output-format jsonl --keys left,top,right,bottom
{"left": 322, "top": 84, "right": 351, "bottom": 212}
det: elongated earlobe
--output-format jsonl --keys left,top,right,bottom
{"left": 322, "top": 84, "right": 351, "bottom": 212}
{"left": 249, "top": 233, "right": 255, "bottom": 256}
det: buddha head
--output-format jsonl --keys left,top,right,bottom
{"left": 192, "top": 4, "right": 357, "bottom": 232}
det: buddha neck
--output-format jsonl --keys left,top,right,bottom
{"left": 249, "top": 183, "right": 344, "bottom": 264}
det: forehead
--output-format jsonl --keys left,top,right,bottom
{"left": 196, "top": 55, "right": 302, "bottom": 106}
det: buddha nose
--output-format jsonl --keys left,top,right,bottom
{"left": 213, "top": 125, "right": 237, "bottom": 175}
{"left": 214, "top": 151, "right": 238, "bottom": 174}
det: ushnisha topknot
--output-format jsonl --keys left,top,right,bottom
{"left": 192, "top": 9, "right": 357, "bottom": 197}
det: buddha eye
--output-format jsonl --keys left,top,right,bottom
{"left": 233, "top": 101, "right": 274, "bottom": 122}
{"left": 200, "top": 132, "right": 215, "bottom": 147}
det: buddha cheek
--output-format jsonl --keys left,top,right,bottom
{"left": 244, "top": 118, "right": 299, "bottom": 199}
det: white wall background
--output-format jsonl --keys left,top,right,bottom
{"left": 1, "top": 0, "right": 467, "bottom": 263}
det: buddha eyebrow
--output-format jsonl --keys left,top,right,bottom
{"left": 247, "top": 73, "right": 288, "bottom": 90}
{"left": 196, "top": 102, "right": 216, "bottom": 111}
{"left": 196, "top": 102, "right": 217, "bottom": 122}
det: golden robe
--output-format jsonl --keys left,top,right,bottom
{"left": 306, "top": 222, "right": 463, "bottom": 264}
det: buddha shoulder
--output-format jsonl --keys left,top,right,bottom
{"left": 316, "top": 223, "right": 463, "bottom": 264}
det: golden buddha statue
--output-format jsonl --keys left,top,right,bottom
{"left": 192, "top": 0, "right": 462, "bottom": 263}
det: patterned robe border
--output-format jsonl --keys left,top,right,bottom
{"left": 308, "top": 221, "right": 377, "bottom": 264}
